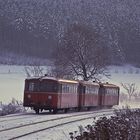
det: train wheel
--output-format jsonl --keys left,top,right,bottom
{"left": 35, "top": 108, "right": 39, "bottom": 114}
{"left": 108, "top": 106, "right": 113, "bottom": 109}
{"left": 53, "top": 109, "right": 57, "bottom": 114}
{"left": 64, "top": 108, "right": 68, "bottom": 113}
{"left": 87, "top": 107, "right": 90, "bottom": 111}
{"left": 78, "top": 107, "right": 81, "bottom": 112}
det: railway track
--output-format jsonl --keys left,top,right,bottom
{"left": 0, "top": 111, "right": 38, "bottom": 122}
{"left": 0, "top": 109, "right": 114, "bottom": 130}
{"left": 0, "top": 114, "right": 35, "bottom": 123}
{"left": 0, "top": 109, "right": 114, "bottom": 140}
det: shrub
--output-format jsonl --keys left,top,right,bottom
{"left": 70, "top": 108, "right": 140, "bottom": 140}
{"left": 0, "top": 98, "right": 26, "bottom": 116}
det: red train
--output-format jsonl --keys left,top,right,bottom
{"left": 23, "top": 76, "right": 119, "bottom": 114}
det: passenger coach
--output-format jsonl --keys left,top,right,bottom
{"left": 23, "top": 77, "right": 79, "bottom": 114}
{"left": 78, "top": 81, "right": 100, "bottom": 110}
{"left": 99, "top": 83, "right": 120, "bottom": 108}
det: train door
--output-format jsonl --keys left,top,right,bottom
{"left": 58, "top": 83, "right": 62, "bottom": 108}
{"left": 78, "top": 84, "right": 85, "bottom": 109}
{"left": 98, "top": 85, "right": 105, "bottom": 106}
{"left": 117, "top": 87, "right": 120, "bottom": 105}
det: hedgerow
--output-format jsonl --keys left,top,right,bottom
{"left": 70, "top": 108, "right": 140, "bottom": 140}
{"left": 0, "top": 98, "right": 26, "bottom": 116}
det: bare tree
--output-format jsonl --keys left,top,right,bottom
{"left": 119, "top": 92, "right": 128, "bottom": 102}
{"left": 24, "top": 65, "right": 44, "bottom": 77}
{"left": 133, "top": 92, "right": 140, "bottom": 101}
{"left": 53, "top": 23, "right": 110, "bottom": 81}
{"left": 121, "top": 83, "right": 137, "bottom": 101}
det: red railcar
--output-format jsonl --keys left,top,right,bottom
{"left": 99, "top": 83, "right": 120, "bottom": 108}
{"left": 23, "top": 77, "right": 79, "bottom": 113}
{"left": 79, "top": 81, "right": 100, "bottom": 110}
{"left": 23, "top": 76, "right": 120, "bottom": 114}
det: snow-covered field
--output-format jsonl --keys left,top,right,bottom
{"left": 0, "top": 64, "right": 140, "bottom": 107}
{"left": 0, "top": 65, "right": 26, "bottom": 103}
{"left": 107, "top": 65, "right": 140, "bottom": 92}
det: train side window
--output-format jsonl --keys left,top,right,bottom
{"left": 94, "top": 87, "right": 96, "bottom": 94}
{"left": 67, "top": 85, "right": 69, "bottom": 93}
{"left": 115, "top": 89, "right": 118, "bottom": 95}
{"left": 105, "top": 88, "right": 108, "bottom": 94}
{"left": 70, "top": 84, "right": 77, "bottom": 94}
{"left": 62, "top": 84, "right": 66, "bottom": 93}
{"left": 74, "top": 85, "right": 76, "bottom": 93}
{"left": 67, "top": 84, "right": 77, "bottom": 94}
{"left": 59, "top": 84, "right": 62, "bottom": 93}
{"left": 107, "top": 89, "right": 109, "bottom": 94}
{"left": 93, "top": 87, "right": 95, "bottom": 94}
{"left": 86, "top": 87, "right": 88, "bottom": 94}
{"left": 70, "top": 85, "right": 72, "bottom": 93}
{"left": 62, "top": 84, "right": 69, "bottom": 93}
{"left": 113, "top": 89, "right": 115, "bottom": 95}
{"left": 90, "top": 86, "right": 92, "bottom": 94}
{"left": 69, "top": 84, "right": 72, "bottom": 93}
{"left": 85, "top": 86, "right": 88, "bottom": 94}
{"left": 106, "top": 88, "right": 110, "bottom": 94}
{"left": 82, "top": 86, "right": 86, "bottom": 93}
{"left": 73, "top": 85, "right": 75, "bottom": 93}
{"left": 92, "top": 87, "right": 98, "bottom": 94}
{"left": 85, "top": 87, "right": 87, "bottom": 94}
{"left": 113, "top": 88, "right": 115, "bottom": 95}
{"left": 95, "top": 87, "right": 98, "bottom": 94}
{"left": 75, "top": 85, "right": 78, "bottom": 93}
{"left": 72, "top": 84, "right": 75, "bottom": 93}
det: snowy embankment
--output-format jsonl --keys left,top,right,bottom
{"left": 0, "top": 109, "right": 113, "bottom": 140}
{"left": 0, "top": 64, "right": 140, "bottom": 107}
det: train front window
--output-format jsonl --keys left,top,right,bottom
{"left": 29, "top": 82, "right": 34, "bottom": 91}
{"left": 25, "top": 81, "right": 39, "bottom": 92}
{"left": 40, "top": 80, "right": 58, "bottom": 92}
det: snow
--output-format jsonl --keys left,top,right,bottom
{"left": 0, "top": 65, "right": 26, "bottom": 103}
{"left": 107, "top": 65, "right": 140, "bottom": 92}
{"left": 0, "top": 110, "right": 113, "bottom": 140}
{"left": 20, "top": 118, "right": 94, "bottom": 140}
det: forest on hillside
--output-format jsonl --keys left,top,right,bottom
{"left": 0, "top": 0, "right": 140, "bottom": 65}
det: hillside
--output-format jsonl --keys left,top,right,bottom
{"left": 0, "top": 0, "right": 140, "bottom": 65}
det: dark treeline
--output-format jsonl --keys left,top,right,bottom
{"left": 0, "top": 0, "right": 140, "bottom": 65}
{"left": 0, "top": 16, "right": 53, "bottom": 59}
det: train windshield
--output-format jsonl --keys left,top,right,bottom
{"left": 25, "top": 80, "right": 39, "bottom": 92}
{"left": 25, "top": 80, "right": 58, "bottom": 93}
{"left": 40, "top": 80, "right": 58, "bottom": 92}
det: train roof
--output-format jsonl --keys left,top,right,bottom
{"left": 26, "top": 76, "right": 79, "bottom": 84}
{"left": 25, "top": 77, "right": 118, "bottom": 87}
{"left": 42, "top": 77, "right": 78, "bottom": 84}
{"left": 26, "top": 77, "right": 40, "bottom": 80}
{"left": 100, "top": 82, "right": 119, "bottom": 88}
{"left": 26, "top": 76, "right": 57, "bottom": 80}
{"left": 79, "top": 80, "right": 99, "bottom": 86}
{"left": 57, "top": 79, "right": 79, "bottom": 84}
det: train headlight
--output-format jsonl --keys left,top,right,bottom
{"left": 28, "top": 94, "right": 31, "bottom": 98}
{"left": 48, "top": 95, "right": 52, "bottom": 100}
